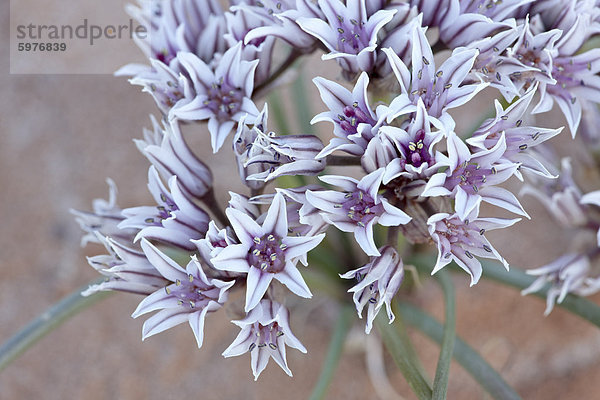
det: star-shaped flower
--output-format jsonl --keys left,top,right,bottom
{"left": 297, "top": 0, "right": 396, "bottom": 77}
{"left": 383, "top": 24, "right": 487, "bottom": 129}
{"left": 222, "top": 299, "right": 307, "bottom": 380}
{"left": 428, "top": 207, "right": 520, "bottom": 286}
{"left": 212, "top": 192, "right": 325, "bottom": 312}
{"left": 306, "top": 168, "right": 411, "bottom": 256}
{"left": 170, "top": 42, "right": 260, "bottom": 152}
{"left": 132, "top": 239, "right": 234, "bottom": 348}
{"left": 422, "top": 131, "right": 526, "bottom": 220}
{"left": 312, "top": 72, "right": 393, "bottom": 158}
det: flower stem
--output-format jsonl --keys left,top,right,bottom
{"left": 399, "top": 301, "right": 523, "bottom": 400}
{"left": 0, "top": 278, "right": 112, "bottom": 372}
{"left": 201, "top": 188, "right": 228, "bottom": 227}
{"left": 254, "top": 49, "right": 306, "bottom": 98}
{"left": 376, "top": 313, "right": 433, "bottom": 400}
{"left": 325, "top": 155, "right": 362, "bottom": 166}
{"left": 308, "top": 305, "right": 354, "bottom": 400}
{"left": 432, "top": 269, "right": 456, "bottom": 400}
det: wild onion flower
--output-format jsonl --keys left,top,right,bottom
{"left": 423, "top": 131, "right": 526, "bottom": 220}
{"left": 467, "top": 84, "right": 562, "bottom": 179}
{"left": 70, "top": 178, "right": 136, "bottom": 246}
{"left": 522, "top": 254, "right": 595, "bottom": 315}
{"left": 240, "top": 0, "right": 324, "bottom": 51}
{"left": 340, "top": 246, "right": 404, "bottom": 333}
{"left": 383, "top": 24, "right": 487, "bottom": 129}
{"left": 171, "top": 43, "right": 260, "bottom": 152}
{"left": 312, "top": 72, "right": 389, "bottom": 158}
{"left": 119, "top": 166, "right": 210, "bottom": 250}
{"left": 297, "top": 0, "right": 396, "bottom": 77}
{"left": 428, "top": 207, "right": 520, "bottom": 285}
{"left": 132, "top": 239, "right": 234, "bottom": 348}
{"left": 234, "top": 105, "right": 326, "bottom": 183}
{"left": 83, "top": 234, "right": 167, "bottom": 296}
{"left": 137, "top": 118, "right": 214, "bottom": 200}
{"left": 306, "top": 168, "right": 411, "bottom": 256}
{"left": 212, "top": 193, "right": 325, "bottom": 312}
{"left": 378, "top": 98, "right": 443, "bottom": 182}
{"left": 222, "top": 299, "right": 306, "bottom": 380}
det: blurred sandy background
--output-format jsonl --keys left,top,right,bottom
{"left": 2, "top": 1, "right": 600, "bottom": 399}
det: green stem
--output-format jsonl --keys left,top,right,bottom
{"left": 376, "top": 314, "right": 433, "bottom": 400}
{"left": 0, "top": 278, "right": 112, "bottom": 372}
{"left": 308, "top": 306, "right": 354, "bottom": 400}
{"left": 432, "top": 269, "right": 456, "bottom": 400}
{"left": 399, "top": 302, "right": 522, "bottom": 400}
{"left": 254, "top": 50, "right": 304, "bottom": 97}
{"left": 267, "top": 89, "right": 291, "bottom": 134}
{"left": 392, "top": 309, "right": 431, "bottom": 383}
{"left": 291, "top": 70, "right": 315, "bottom": 134}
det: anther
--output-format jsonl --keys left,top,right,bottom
{"left": 176, "top": 279, "right": 181, "bottom": 286}
{"left": 369, "top": 298, "right": 377, "bottom": 304}
{"left": 444, "top": 83, "right": 452, "bottom": 89}
{"left": 337, "top": 28, "right": 344, "bottom": 34}
{"left": 532, "top": 132, "right": 540, "bottom": 140}
{"left": 279, "top": 243, "right": 287, "bottom": 250}
{"left": 270, "top": 254, "right": 277, "bottom": 261}
{"left": 165, "top": 287, "right": 171, "bottom": 295}
{"left": 252, "top": 249, "right": 261, "bottom": 256}
{"left": 516, "top": 119, "right": 522, "bottom": 127}
{"left": 483, "top": 245, "right": 492, "bottom": 252}
{"left": 436, "top": 70, "right": 443, "bottom": 77}
{"left": 269, "top": 343, "right": 277, "bottom": 350}
{"left": 519, "top": 144, "right": 528, "bottom": 150}
{"left": 253, "top": 237, "right": 261, "bottom": 244}
{"left": 422, "top": 56, "right": 429, "bottom": 65}
{"left": 479, "top": 228, "right": 485, "bottom": 235}
{"left": 188, "top": 274, "right": 194, "bottom": 282}
{"left": 465, "top": 250, "right": 474, "bottom": 259}
{"left": 267, "top": 234, "right": 275, "bottom": 242}
{"left": 249, "top": 343, "right": 257, "bottom": 351}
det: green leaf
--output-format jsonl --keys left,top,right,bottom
{"left": 309, "top": 306, "right": 354, "bottom": 400}
{"left": 0, "top": 278, "right": 112, "bottom": 372}
{"left": 432, "top": 269, "right": 456, "bottom": 400}
{"left": 399, "top": 302, "right": 523, "bottom": 400}
{"left": 376, "top": 313, "right": 433, "bottom": 400}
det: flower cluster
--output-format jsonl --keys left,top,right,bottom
{"left": 73, "top": 0, "right": 600, "bottom": 380}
